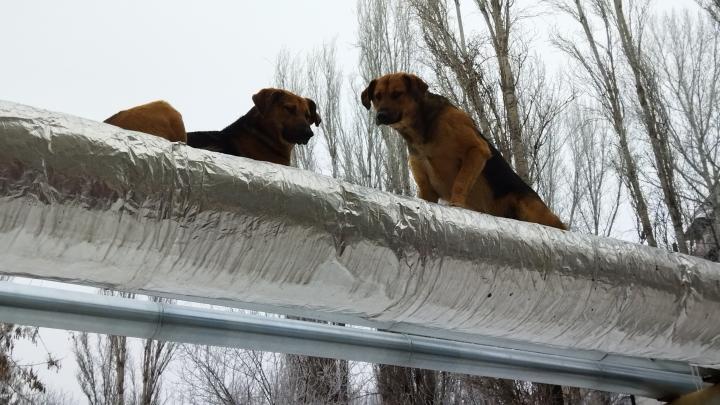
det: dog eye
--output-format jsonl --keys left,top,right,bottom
{"left": 285, "top": 105, "right": 297, "bottom": 114}
{"left": 391, "top": 91, "right": 401, "bottom": 99}
{"left": 375, "top": 93, "right": 382, "bottom": 101}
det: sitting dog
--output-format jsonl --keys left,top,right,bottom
{"left": 187, "top": 88, "right": 321, "bottom": 166}
{"left": 104, "top": 100, "right": 186, "bottom": 143}
{"left": 361, "top": 72, "right": 565, "bottom": 229}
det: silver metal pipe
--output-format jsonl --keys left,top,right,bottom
{"left": 0, "top": 100, "right": 719, "bottom": 395}
{"left": 0, "top": 281, "right": 703, "bottom": 398}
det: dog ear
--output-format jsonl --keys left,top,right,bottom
{"left": 252, "top": 89, "right": 283, "bottom": 115}
{"left": 403, "top": 74, "right": 429, "bottom": 99}
{"left": 306, "top": 98, "right": 322, "bottom": 126}
{"left": 360, "top": 79, "right": 377, "bottom": 110}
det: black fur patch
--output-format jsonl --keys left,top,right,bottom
{"left": 186, "top": 130, "right": 230, "bottom": 153}
{"left": 417, "top": 93, "right": 453, "bottom": 142}
{"left": 186, "top": 111, "right": 253, "bottom": 155}
{"left": 187, "top": 107, "right": 287, "bottom": 159}
{"left": 481, "top": 141, "right": 537, "bottom": 200}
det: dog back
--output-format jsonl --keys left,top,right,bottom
{"left": 104, "top": 100, "right": 186, "bottom": 143}
{"left": 187, "top": 131, "right": 229, "bottom": 153}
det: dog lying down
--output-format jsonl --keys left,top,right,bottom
{"left": 104, "top": 88, "right": 320, "bottom": 167}
{"left": 362, "top": 72, "right": 565, "bottom": 230}
{"left": 104, "top": 100, "right": 187, "bottom": 143}
{"left": 187, "top": 88, "right": 321, "bottom": 166}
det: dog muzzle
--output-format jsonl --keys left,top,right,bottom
{"left": 375, "top": 110, "right": 399, "bottom": 125}
{"left": 283, "top": 127, "right": 314, "bottom": 145}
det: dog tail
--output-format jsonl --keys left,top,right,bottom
{"left": 517, "top": 196, "right": 567, "bottom": 230}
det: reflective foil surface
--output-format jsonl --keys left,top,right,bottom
{"left": 1, "top": 100, "right": 718, "bottom": 367}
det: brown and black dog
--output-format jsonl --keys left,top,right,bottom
{"left": 104, "top": 100, "right": 187, "bottom": 143}
{"left": 187, "top": 88, "right": 321, "bottom": 166}
{"left": 361, "top": 72, "right": 565, "bottom": 229}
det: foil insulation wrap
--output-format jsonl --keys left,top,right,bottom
{"left": 0, "top": 100, "right": 719, "bottom": 367}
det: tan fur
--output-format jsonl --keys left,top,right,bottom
{"left": 104, "top": 100, "right": 186, "bottom": 143}
{"left": 668, "top": 384, "right": 720, "bottom": 405}
{"left": 362, "top": 72, "right": 565, "bottom": 229}
{"left": 242, "top": 88, "right": 320, "bottom": 165}
{"left": 517, "top": 197, "right": 566, "bottom": 229}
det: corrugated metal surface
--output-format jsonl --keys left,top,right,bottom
{"left": 0, "top": 100, "right": 718, "bottom": 371}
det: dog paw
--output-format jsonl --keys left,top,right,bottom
{"left": 448, "top": 200, "right": 467, "bottom": 209}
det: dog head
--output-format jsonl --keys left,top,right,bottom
{"left": 361, "top": 73, "right": 429, "bottom": 127}
{"left": 252, "top": 88, "right": 322, "bottom": 145}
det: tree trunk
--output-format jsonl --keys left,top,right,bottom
{"left": 571, "top": 0, "right": 657, "bottom": 246}
{"left": 111, "top": 335, "right": 126, "bottom": 405}
{"left": 285, "top": 317, "right": 347, "bottom": 403}
{"left": 617, "top": 132, "right": 657, "bottom": 246}
{"left": 377, "top": 365, "right": 436, "bottom": 405}
{"left": 479, "top": 0, "right": 529, "bottom": 182}
{"left": 337, "top": 357, "right": 349, "bottom": 404}
{"left": 613, "top": 0, "right": 688, "bottom": 253}
{"left": 453, "top": 0, "right": 467, "bottom": 52}
{"left": 713, "top": 185, "right": 720, "bottom": 261}
{"left": 414, "top": 369, "right": 437, "bottom": 405}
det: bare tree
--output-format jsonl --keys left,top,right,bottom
{"left": 566, "top": 105, "right": 622, "bottom": 235}
{"left": 517, "top": 56, "right": 574, "bottom": 198}
{"left": 0, "top": 324, "right": 60, "bottom": 404}
{"left": 73, "top": 292, "right": 175, "bottom": 405}
{"left": 179, "top": 345, "right": 281, "bottom": 404}
{"left": 0, "top": 276, "right": 60, "bottom": 404}
{"left": 356, "top": 0, "right": 417, "bottom": 197}
{"left": 73, "top": 331, "right": 125, "bottom": 405}
{"left": 179, "top": 342, "right": 374, "bottom": 404}
{"left": 475, "top": 0, "right": 529, "bottom": 182}
{"left": 410, "top": 0, "right": 499, "bottom": 150}
{"left": 373, "top": 364, "right": 438, "bottom": 405}
{"left": 697, "top": 0, "right": 720, "bottom": 24}
{"left": 139, "top": 297, "right": 176, "bottom": 405}
{"left": 113, "top": 333, "right": 128, "bottom": 405}
{"left": 551, "top": 0, "right": 657, "bottom": 246}
{"left": 285, "top": 353, "right": 350, "bottom": 404}
{"left": 34, "top": 389, "right": 78, "bottom": 405}
{"left": 611, "top": 0, "right": 688, "bottom": 253}
{"left": 652, "top": 10, "right": 720, "bottom": 260}
{"left": 317, "top": 41, "right": 346, "bottom": 179}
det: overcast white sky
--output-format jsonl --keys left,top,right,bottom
{"left": 0, "top": 0, "right": 704, "bottom": 402}
{"left": 1, "top": 1, "right": 358, "bottom": 130}
{"left": 1, "top": 1, "right": 697, "bottom": 130}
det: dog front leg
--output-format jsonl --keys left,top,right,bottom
{"left": 449, "top": 146, "right": 489, "bottom": 208}
{"left": 410, "top": 156, "right": 439, "bottom": 203}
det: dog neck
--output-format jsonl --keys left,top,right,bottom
{"left": 391, "top": 119, "right": 425, "bottom": 148}
{"left": 391, "top": 92, "right": 451, "bottom": 149}
{"left": 222, "top": 107, "right": 294, "bottom": 165}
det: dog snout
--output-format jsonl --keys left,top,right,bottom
{"left": 300, "top": 127, "right": 314, "bottom": 144}
{"left": 376, "top": 109, "right": 393, "bottom": 125}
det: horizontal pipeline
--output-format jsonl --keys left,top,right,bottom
{"left": 0, "top": 281, "right": 704, "bottom": 399}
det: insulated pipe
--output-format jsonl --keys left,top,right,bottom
{"left": 0, "top": 100, "right": 719, "bottom": 391}
{"left": 0, "top": 281, "right": 704, "bottom": 398}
